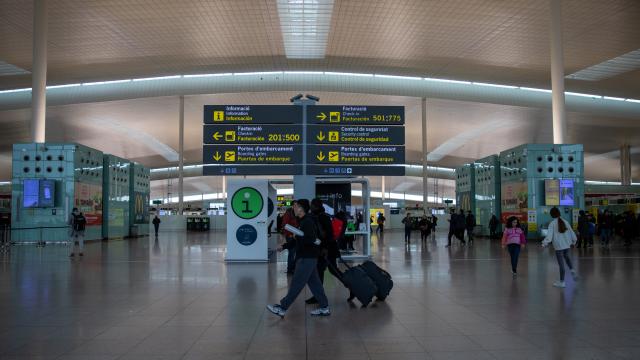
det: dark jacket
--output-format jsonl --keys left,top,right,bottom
{"left": 152, "top": 217, "right": 161, "bottom": 227}
{"left": 489, "top": 216, "right": 499, "bottom": 231}
{"left": 282, "top": 214, "right": 320, "bottom": 259}
{"left": 578, "top": 214, "right": 589, "bottom": 234}
{"left": 465, "top": 214, "right": 475, "bottom": 229}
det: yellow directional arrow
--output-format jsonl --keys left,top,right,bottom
{"left": 316, "top": 131, "right": 326, "bottom": 141}
{"left": 316, "top": 112, "right": 327, "bottom": 121}
{"left": 316, "top": 151, "right": 326, "bottom": 161}
{"left": 212, "top": 132, "right": 222, "bottom": 140}
{"left": 213, "top": 151, "right": 222, "bottom": 161}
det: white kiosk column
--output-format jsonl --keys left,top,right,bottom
{"left": 226, "top": 180, "right": 270, "bottom": 261}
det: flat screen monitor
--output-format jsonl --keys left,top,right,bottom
{"left": 22, "top": 179, "right": 56, "bottom": 208}
{"left": 23, "top": 179, "right": 40, "bottom": 208}
{"left": 559, "top": 179, "right": 574, "bottom": 206}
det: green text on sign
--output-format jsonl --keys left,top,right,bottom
{"left": 231, "top": 187, "right": 264, "bottom": 220}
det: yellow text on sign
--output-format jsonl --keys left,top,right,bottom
{"left": 213, "top": 111, "right": 225, "bottom": 122}
{"left": 328, "top": 151, "right": 339, "bottom": 162}
{"left": 224, "top": 151, "right": 236, "bottom": 162}
{"left": 225, "top": 131, "right": 236, "bottom": 142}
{"left": 328, "top": 131, "right": 339, "bottom": 142}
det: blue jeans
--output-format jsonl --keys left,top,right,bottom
{"left": 507, "top": 244, "right": 521, "bottom": 273}
{"left": 600, "top": 228, "right": 611, "bottom": 244}
{"left": 555, "top": 249, "right": 574, "bottom": 281}
{"left": 280, "top": 258, "right": 328, "bottom": 310}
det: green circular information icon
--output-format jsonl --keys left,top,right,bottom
{"left": 231, "top": 187, "right": 264, "bottom": 220}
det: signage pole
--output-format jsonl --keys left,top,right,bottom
{"left": 293, "top": 98, "right": 317, "bottom": 200}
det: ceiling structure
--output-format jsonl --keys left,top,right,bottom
{"left": 1, "top": 0, "right": 639, "bottom": 97}
{"left": 0, "top": 0, "right": 639, "bottom": 199}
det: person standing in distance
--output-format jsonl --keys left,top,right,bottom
{"left": 402, "top": 212, "right": 412, "bottom": 244}
{"left": 69, "top": 208, "right": 87, "bottom": 257}
{"left": 152, "top": 215, "right": 161, "bottom": 237}
{"left": 542, "top": 207, "right": 579, "bottom": 288}
{"left": 267, "top": 199, "right": 330, "bottom": 318}
{"left": 501, "top": 216, "right": 526, "bottom": 276}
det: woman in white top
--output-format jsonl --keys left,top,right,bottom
{"left": 541, "top": 207, "right": 579, "bottom": 288}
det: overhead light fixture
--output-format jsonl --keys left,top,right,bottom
{"left": 183, "top": 73, "right": 232, "bottom": 78}
{"left": 277, "top": 0, "right": 335, "bottom": 59}
{"left": 132, "top": 75, "right": 181, "bottom": 82}
{"left": 46, "top": 83, "right": 81, "bottom": 89}
{"left": 305, "top": 94, "right": 320, "bottom": 101}
{"left": 424, "top": 78, "right": 472, "bottom": 85}
{"left": 374, "top": 74, "right": 421, "bottom": 81}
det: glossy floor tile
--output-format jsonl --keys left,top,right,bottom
{"left": 1, "top": 228, "right": 639, "bottom": 359}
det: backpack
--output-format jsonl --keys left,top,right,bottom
{"left": 73, "top": 213, "right": 87, "bottom": 231}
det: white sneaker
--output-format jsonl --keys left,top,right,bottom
{"left": 266, "top": 304, "right": 286, "bottom": 318}
{"left": 553, "top": 281, "right": 566, "bottom": 288}
{"left": 310, "top": 306, "right": 331, "bottom": 316}
{"left": 571, "top": 270, "right": 579, "bottom": 281}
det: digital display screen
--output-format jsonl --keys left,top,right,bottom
{"left": 545, "top": 179, "right": 574, "bottom": 206}
{"left": 23, "top": 179, "right": 40, "bottom": 208}
{"left": 559, "top": 179, "right": 574, "bottom": 206}
{"left": 39, "top": 179, "right": 55, "bottom": 207}
{"left": 22, "top": 179, "right": 56, "bottom": 208}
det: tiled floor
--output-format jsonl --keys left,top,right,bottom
{"left": 1, "top": 228, "right": 639, "bottom": 359}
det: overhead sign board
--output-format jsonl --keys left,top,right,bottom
{"left": 308, "top": 125, "right": 404, "bottom": 145}
{"left": 203, "top": 105, "right": 302, "bottom": 124}
{"left": 307, "top": 145, "right": 405, "bottom": 165}
{"left": 203, "top": 145, "right": 302, "bottom": 165}
{"left": 204, "top": 124, "right": 303, "bottom": 144}
{"left": 308, "top": 105, "right": 404, "bottom": 125}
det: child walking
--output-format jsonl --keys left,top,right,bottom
{"left": 541, "top": 207, "right": 579, "bottom": 288}
{"left": 501, "top": 216, "right": 526, "bottom": 276}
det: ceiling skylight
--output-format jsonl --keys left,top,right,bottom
{"left": 566, "top": 49, "right": 640, "bottom": 81}
{"left": 277, "top": 0, "right": 334, "bottom": 59}
{"left": 0, "top": 61, "right": 30, "bottom": 76}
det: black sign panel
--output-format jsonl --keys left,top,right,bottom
{"left": 203, "top": 145, "right": 302, "bottom": 165}
{"left": 204, "top": 124, "right": 303, "bottom": 144}
{"left": 307, "top": 145, "right": 405, "bottom": 165}
{"left": 203, "top": 105, "right": 302, "bottom": 124}
{"left": 308, "top": 105, "right": 404, "bottom": 125}
{"left": 308, "top": 125, "right": 404, "bottom": 145}
{"left": 308, "top": 165, "right": 405, "bottom": 176}
{"left": 203, "top": 165, "right": 302, "bottom": 176}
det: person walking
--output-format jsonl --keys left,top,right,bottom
{"left": 431, "top": 215, "right": 438, "bottom": 239}
{"left": 419, "top": 215, "right": 430, "bottom": 242}
{"left": 281, "top": 204, "right": 298, "bottom": 274}
{"left": 465, "top": 210, "right": 476, "bottom": 244}
{"left": 541, "top": 207, "right": 579, "bottom": 288}
{"left": 577, "top": 210, "right": 589, "bottom": 249}
{"left": 68, "top": 208, "right": 87, "bottom": 257}
{"left": 376, "top": 213, "right": 386, "bottom": 234}
{"left": 623, "top": 211, "right": 635, "bottom": 248}
{"left": 599, "top": 209, "right": 613, "bottom": 247}
{"left": 152, "top": 215, "right": 161, "bottom": 237}
{"left": 267, "top": 199, "right": 330, "bottom": 318}
{"left": 489, "top": 214, "right": 499, "bottom": 239}
{"left": 402, "top": 212, "right": 413, "bottom": 244}
{"left": 501, "top": 216, "right": 526, "bottom": 276}
{"left": 306, "top": 198, "right": 343, "bottom": 305}
{"left": 446, "top": 209, "right": 457, "bottom": 247}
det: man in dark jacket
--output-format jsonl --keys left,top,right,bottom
{"left": 152, "top": 215, "right": 161, "bottom": 237}
{"left": 267, "top": 199, "right": 330, "bottom": 318}
{"left": 306, "top": 198, "right": 343, "bottom": 304}
{"left": 489, "top": 214, "right": 499, "bottom": 239}
{"left": 465, "top": 211, "right": 476, "bottom": 244}
{"left": 577, "top": 210, "right": 589, "bottom": 248}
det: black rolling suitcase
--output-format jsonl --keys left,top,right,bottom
{"left": 360, "top": 260, "right": 393, "bottom": 301}
{"left": 329, "top": 258, "right": 377, "bottom": 307}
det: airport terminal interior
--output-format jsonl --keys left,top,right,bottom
{"left": 1, "top": 1, "right": 640, "bottom": 359}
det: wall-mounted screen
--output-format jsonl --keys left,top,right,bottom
{"left": 22, "top": 179, "right": 56, "bottom": 208}
{"left": 545, "top": 179, "right": 574, "bottom": 206}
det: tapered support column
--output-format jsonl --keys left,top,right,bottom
{"left": 31, "top": 0, "right": 48, "bottom": 142}
{"left": 550, "top": 0, "right": 567, "bottom": 144}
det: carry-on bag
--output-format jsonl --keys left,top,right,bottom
{"left": 360, "top": 260, "right": 393, "bottom": 301}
